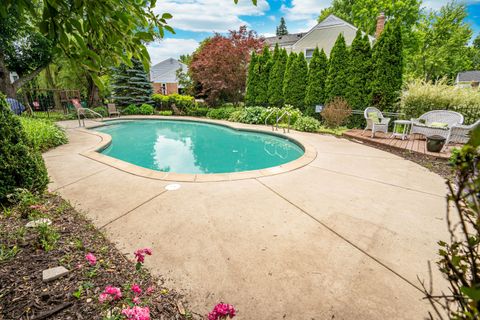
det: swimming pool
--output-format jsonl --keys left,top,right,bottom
{"left": 94, "top": 120, "right": 304, "bottom": 174}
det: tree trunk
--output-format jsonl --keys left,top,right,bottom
{"left": 0, "top": 51, "right": 16, "bottom": 98}
{"left": 45, "top": 65, "right": 63, "bottom": 111}
{"left": 86, "top": 74, "right": 101, "bottom": 107}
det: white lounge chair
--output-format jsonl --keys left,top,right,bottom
{"left": 363, "top": 107, "right": 391, "bottom": 138}
{"left": 410, "top": 110, "right": 463, "bottom": 145}
{"left": 108, "top": 103, "right": 120, "bottom": 117}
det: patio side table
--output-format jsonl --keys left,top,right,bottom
{"left": 391, "top": 120, "right": 411, "bottom": 140}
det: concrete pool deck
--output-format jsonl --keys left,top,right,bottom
{"left": 44, "top": 116, "right": 450, "bottom": 319}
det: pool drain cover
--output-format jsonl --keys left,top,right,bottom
{"left": 165, "top": 184, "right": 181, "bottom": 191}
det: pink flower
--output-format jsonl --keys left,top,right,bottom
{"left": 134, "top": 248, "right": 153, "bottom": 264}
{"left": 98, "top": 285, "right": 122, "bottom": 303}
{"left": 133, "top": 296, "right": 140, "bottom": 304}
{"left": 85, "top": 253, "right": 97, "bottom": 266}
{"left": 208, "top": 303, "right": 236, "bottom": 320}
{"left": 145, "top": 286, "right": 155, "bottom": 295}
{"left": 131, "top": 284, "right": 142, "bottom": 295}
{"left": 121, "top": 306, "right": 150, "bottom": 320}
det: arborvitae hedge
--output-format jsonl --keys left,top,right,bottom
{"left": 268, "top": 47, "right": 287, "bottom": 107}
{"left": 284, "top": 52, "right": 308, "bottom": 110}
{"left": 255, "top": 46, "right": 272, "bottom": 106}
{"left": 245, "top": 51, "right": 259, "bottom": 106}
{"left": 370, "top": 22, "right": 403, "bottom": 112}
{"left": 346, "top": 31, "right": 373, "bottom": 109}
{"left": 0, "top": 94, "right": 48, "bottom": 202}
{"left": 305, "top": 48, "right": 328, "bottom": 114}
{"left": 111, "top": 59, "right": 153, "bottom": 107}
{"left": 324, "top": 34, "right": 349, "bottom": 103}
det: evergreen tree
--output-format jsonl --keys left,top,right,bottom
{"left": 255, "top": 46, "right": 272, "bottom": 106}
{"left": 345, "top": 31, "right": 372, "bottom": 109}
{"left": 111, "top": 59, "right": 153, "bottom": 107}
{"left": 268, "top": 48, "right": 288, "bottom": 107}
{"left": 283, "top": 52, "right": 297, "bottom": 97}
{"left": 324, "top": 33, "right": 349, "bottom": 103}
{"left": 245, "top": 51, "right": 259, "bottom": 106}
{"left": 276, "top": 17, "right": 289, "bottom": 36}
{"left": 304, "top": 48, "right": 328, "bottom": 114}
{"left": 370, "top": 22, "right": 403, "bottom": 112}
{"left": 284, "top": 52, "right": 308, "bottom": 110}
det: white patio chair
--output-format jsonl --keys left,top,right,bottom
{"left": 363, "top": 107, "right": 391, "bottom": 138}
{"left": 450, "top": 119, "right": 480, "bottom": 144}
{"left": 410, "top": 110, "right": 463, "bottom": 145}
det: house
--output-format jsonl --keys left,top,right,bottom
{"left": 456, "top": 71, "right": 480, "bottom": 89}
{"left": 265, "top": 14, "right": 378, "bottom": 60}
{"left": 150, "top": 58, "right": 188, "bottom": 95}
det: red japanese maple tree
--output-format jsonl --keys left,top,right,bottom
{"left": 190, "top": 26, "right": 264, "bottom": 105}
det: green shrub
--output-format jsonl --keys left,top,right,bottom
{"left": 121, "top": 104, "right": 138, "bottom": 115}
{"left": 262, "top": 105, "right": 302, "bottom": 125}
{"left": 186, "top": 106, "right": 209, "bottom": 117}
{"left": 92, "top": 106, "right": 108, "bottom": 117}
{"left": 0, "top": 94, "right": 49, "bottom": 203}
{"left": 293, "top": 116, "right": 321, "bottom": 132}
{"left": 19, "top": 117, "right": 68, "bottom": 152}
{"left": 206, "top": 107, "right": 237, "bottom": 120}
{"left": 237, "top": 107, "right": 265, "bottom": 124}
{"left": 169, "top": 94, "right": 195, "bottom": 109}
{"left": 158, "top": 110, "right": 173, "bottom": 116}
{"left": 151, "top": 93, "right": 170, "bottom": 108}
{"left": 401, "top": 80, "right": 480, "bottom": 124}
{"left": 138, "top": 104, "right": 154, "bottom": 115}
{"left": 228, "top": 110, "right": 244, "bottom": 122}
{"left": 32, "top": 111, "right": 76, "bottom": 121}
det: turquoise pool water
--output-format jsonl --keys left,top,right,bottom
{"left": 94, "top": 120, "right": 304, "bottom": 174}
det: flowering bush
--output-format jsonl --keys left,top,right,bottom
{"left": 85, "top": 253, "right": 97, "bottom": 266}
{"left": 99, "top": 285, "right": 122, "bottom": 303}
{"left": 208, "top": 303, "right": 236, "bottom": 320}
{"left": 134, "top": 248, "right": 152, "bottom": 270}
{"left": 121, "top": 306, "right": 151, "bottom": 320}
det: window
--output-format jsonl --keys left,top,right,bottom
{"left": 305, "top": 49, "right": 315, "bottom": 62}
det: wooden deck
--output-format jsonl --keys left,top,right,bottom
{"left": 343, "top": 129, "right": 460, "bottom": 159}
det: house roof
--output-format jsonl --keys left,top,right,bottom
{"left": 150, "top": 58, "right": 188, "bottom": 84}
{"left": 264, "top": 14, "right": 375, "bottom": 49}
{"left": 264, "top": 33, "right": 306, "bottom": 47}
{"left": 457, "top": 71, "right": 480, "bottom": 82}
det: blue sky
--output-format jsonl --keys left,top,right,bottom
{"left": 147, "top": 0, "right": 480, "bottom": 65}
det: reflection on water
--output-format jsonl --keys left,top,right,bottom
{"left": 96, "top": 120, "right": 304, "bottom": 174}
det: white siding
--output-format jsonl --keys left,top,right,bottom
{"left": 150, "top": 58, "right": 188, "bottom": 84}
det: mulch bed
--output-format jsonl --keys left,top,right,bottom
{"left": 0, "top": 193, "right": 199, "bottom": 320}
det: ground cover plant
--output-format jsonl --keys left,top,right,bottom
{"left": 19, "top": 117, "right": 68, "bottom": 152}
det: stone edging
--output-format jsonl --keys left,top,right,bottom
{"left": 80, "top": 116, "right": 317, "bottom": 182}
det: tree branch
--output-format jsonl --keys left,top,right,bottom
{"left": 12, "top": 65, "right": 46, "bottom": 90}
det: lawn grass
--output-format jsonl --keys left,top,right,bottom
{"left": 19, "top": 116, "right": 68, "bottom": 152}
{"left": 317, "top": 125, "right": 348, "bottom": 136}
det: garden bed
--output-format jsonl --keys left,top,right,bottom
{"left": 0, "top": 192, "right": 196, "bottom": 319}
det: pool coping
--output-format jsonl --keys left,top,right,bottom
{"left": 80, "top": 116, "right": 317, "bottom": 182}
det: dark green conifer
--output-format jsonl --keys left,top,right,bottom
{"left": 324, "top": 34, "right": 349, "bottom": 103}
{"left": 284, "top": 52, "right": 308, "bottom": 110}
{"left": 111, "top": 59, "right": 153, "bottom": 107}
{"left": 245, "top": 51, "right": 259, "bottom": 106}
{"left": 345, "top": 31, "right": 372, "bottom": 109}
{"left": 268, "top": 48, "right": 288, "bottom": 107}
{"left": 304, "top": 48, "right": 328, "bottom": 114}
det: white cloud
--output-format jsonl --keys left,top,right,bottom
{"left": 154, "top": 0, "right": 270, "bottom": 32}
{"left": 147, "top": 38, "right": 199, "bottom": 65}
{"left": 281, "top": 0, "right": 330, "bottom": 22}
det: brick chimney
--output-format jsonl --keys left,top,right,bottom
{"left": 375, "top": 12, "right": 386, "bottom": 38}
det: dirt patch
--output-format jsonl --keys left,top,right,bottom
{"left": 0, "top": 193, "right": 200, "bottom": 319}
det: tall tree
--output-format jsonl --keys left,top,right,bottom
{"left": 284, "top": 52, "right": 308, "bottom": 110}
{"left": 111, "top": 59, "right": 153, "bottom": 107}
{"left": 255, "top": 46, "right": 272, "bottom": 106}
{"left": 245, "top": 52, "right": 259, "bottom": 106}
{"left": 268, "top": 48, "right": 288, "bottom": 107}
{"left": 324, "top": 34, "right": 349, "bottom": 102}
{"left": 276, "top": 17, "right": 289, "bottom": 36}
{"left": 190, "top": 26, "right": 264, "bottom": 105}
{"left": 317, "top": 0, "right": 421, "bottom": 36}
{"left": 370, "top": 22, "right": 403, "bottom": 112}
{"left": 1, "top": 0, "right": 173, "bottom": 99}
{"left": 345, "top": 31, "right": 372, "bottom": 109}
{"left": 305, "top": 48, "right": 328, "bottom": 114}
{"left": 408, "top": 1, "right": 473, "bottom": 81}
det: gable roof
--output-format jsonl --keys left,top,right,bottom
{"left": 264, "top": 15, "right": 375, "bottom": 49}
{"left": 457, "top": 71, "right": 480, "bottom": 82}
{"left": 265, "top": 33, "right": 306, "bottom": 47}
{"left": 150, "top": 58, "right": 188, "bottom": 84}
